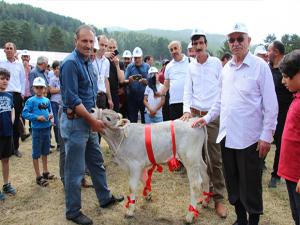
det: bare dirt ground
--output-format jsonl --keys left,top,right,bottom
{"left": 0, "top": 134, "right": 293, "bottom": 225}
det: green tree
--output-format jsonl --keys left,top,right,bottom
{"left": 18, "top": 22, "right": 33, "bottom": 49}
{"left": 218, "top": 40, "right": 230, "bottom": 58}
{"left": 264, "top": 34, "right": 276, "bottom": 45}
{"left": 0, "top": 20, "right": 19, "bottom": 46}
{"left": 281, "top": 34, "right": 300, "bottom": 54}
{"left": 48, "top": 26, "right": 64, "bottom": 51}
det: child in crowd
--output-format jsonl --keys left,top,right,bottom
{"left": 143, "top": 67, "right": 165, "bottom": 124}
{"left": 22, "top": 77, "right": 55, "bottom": 187}
{"left": 49, "top": 61, "right": 61, "bottom": 151}
{"left": 277, "top": 49, "right": 300, "bottom": 225}
{"left": 0, "top": 68, "right": 17, "bottom": 201}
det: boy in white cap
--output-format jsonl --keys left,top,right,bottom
{"left": 143, "top": 67, "right": 165, "bottom": 123}
{"left": 22, "top": 77, "right": 55, "bottom": 187}
{"left": 192, "top": 23, "right": 278, "bottom": 225}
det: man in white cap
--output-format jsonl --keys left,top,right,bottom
{"left": 187, "top": 42, "right": 196, "bottom": 58}
{"left": 192, "top": 23, "right": 278, "bottom": 225}
{"left": 122, "top": 50, "right": 132, "bottom": 70}
{"left": 254, "top": 45, "right": 268, "bottom": 62}
{"left": 181, "top": 28, "right": 228, "bottom": 219}
{"left": 125, "top": 46, "right": 150, "bottom": 123}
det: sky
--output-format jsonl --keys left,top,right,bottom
{"left": 5, "top": 0, "right": 300, "bottom": 44}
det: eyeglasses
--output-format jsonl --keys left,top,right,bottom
{"left": 228, "top": 36, "right": 245, "bottom": 44}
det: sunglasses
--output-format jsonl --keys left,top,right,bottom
{"left": 228, "top": 36, "right": 245, "bottom": 44}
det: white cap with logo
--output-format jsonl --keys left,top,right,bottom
{"left": 33, "top": 77, "right": 46, "bottom": 87}
{"left": 148, "top": 66, "right": 158, "bottom": 74}
{"left": 254, "top": 45, "right": 267, "bottom": 55}
{"left": 93, "top": 36, "right": 99, "bottom": 50}
{"left": 132, "top": 47, "right": 143, "bottom": 57}
{"left": 190, "top": 28, "right": 206, "bottom": 39}
{"left": 187, "top": 42, "right": 193, "bottom": 49}
{"left": 122, "top": 50, "right": 132, "bottom": 58}
{"left": 21, "top": 49, "right": 30, "bottom": 56}
{"left": 228, "top": 22, "right": 248, "bottom": 36}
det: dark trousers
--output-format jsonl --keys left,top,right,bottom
{"left": 286, "top": 180, "right": 300, "bottom": 225}
{"left": 169, "top": 103, "right": 183, "bottom": 120}
{"left": 11, "top": 92, "right": 23, "bottom": 152}
{"left": 127, "top": 95, "right": 145, "bottom": 123}
{"left": 221, "top": 139, "right": 263, "bottom": 216}
{"left": 162, "top": 91, "right": 170, "bottom": 121}
{"left": 271, "top": 106, "right": 289, "bottom": 178}
{"left": 111, "top": 91, "right": 119, "bottom": 112}
{"left": 51, "top": 101, "right": 60, "bottom": 146}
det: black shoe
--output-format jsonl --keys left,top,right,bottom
{"left": 14, "top": 150, "right": 22, "bottom": 158}
{"left": 100, "top": 194, "right": 124, "bottom": 208}
{"left": 66, "top": 212, "right": 93, "bottom": 225}
{"left": 232, "top": 220, "right": 248, "bottom": 225}
{"left": 268, "top": 177, "right": 280, "bottom": 188}
{"left": 21, "top": 133, "right": 30, "bottom": 141}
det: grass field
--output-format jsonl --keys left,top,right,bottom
{"left": 0, "top": 134, "right": 294, "bottom": 225}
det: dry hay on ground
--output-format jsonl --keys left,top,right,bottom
{"left": 0, "top": 135, "right": 293, "bottom": 225}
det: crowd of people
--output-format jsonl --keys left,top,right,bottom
{"left": 0, "top": 22, "right": 299, "bottom": 225}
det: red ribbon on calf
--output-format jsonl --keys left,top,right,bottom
{"left": 203, "top": 191, "right": 214, "bottom": 203}
{"left": 168, "top": 120, "right": 180, "bottom": 172}
{"left": 144, "top": 124, "right": 163, "bottom": 196}
{"left": 125, "top": 196, "right": 136, "bottom": 208}
{"left": 188, "top": 204, "right": 199, "bottom": 218}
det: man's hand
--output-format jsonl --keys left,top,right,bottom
{"left": 112, "top": 56, "right": 120, "bottom": 66}
{"left": 37, "top": 116, "right": 46, "bottom": 122}
{"left": 139, "top": 78, "right": 147, "bottom": 85}
{"left": 180, "top": 112, "right": 191, "bottom": 121}
{"left": 296, "top": 179, "right": 300, "bottom": 194}
{"left": 149, "top": 109, "right": 156, "bottom": 117}
{"left": 128, "top": 76, "right": 134, "bottom": 83}
{"left": 191, "top": 117, "right": 207, "bottom": 128}
{"left": 108, "top": 99, "right": 114, "bottom": 110}
{"left": 90, "top": 119, "right": 107, "bottom": 134}
{"left": 257, "top": 140, "right": 271, "bottom": 158}
{"left": 104, "top": 51, "right": 115, "bottom": 59}
{"left": 48, "top": 114, "right": 53, "bottom": 120}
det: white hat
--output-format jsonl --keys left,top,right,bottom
{"left": 254, "top": 45, "right": 267, "bottom": 55}
{"left": 122, "top": 50, "right": 132, "bottom": 58}
{"left": 93, "top": 36, "right": 99, "bottom": 50}
{"left": 21, "top": 49, "right": 30, "bottom": 56}
{"left": 187, "top": 42, "right": 193, "bottom": 49}
{"left": 33, "top": 77, "right": 46, "bottom": 87}
{"left": 228, "top": 22, "right": 248, "bottom": 35}
{"left": 190, "top": 28, "right": 206, "bottom": 39}
{"left": 148, "top": 66, "right": 158, "bottom": 74}
{"left": 132, "top": 47, "right": 143, "bottom": 57}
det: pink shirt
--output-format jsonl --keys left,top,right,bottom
{"left": 24, "top": 63, "right": 31, "bottom": 97}
{"left": 278, "top": 92, "right": 300, "bottom": 183}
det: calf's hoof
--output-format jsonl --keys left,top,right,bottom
{"left": 185, "top": 212, "right": 195, "bottom": 224}
{"left": 125, "top": 210, "right": 134, "bottom": 218}
{"left": 144, "top": 192, "right": 152, "bottom": 201}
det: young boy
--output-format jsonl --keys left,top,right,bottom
{"left": 278, "top": 49, "right": 300, "bottom": 225}
{"left": 0, "top": 68, "right": 17, "bottom": 201}
{"left": 143, "top": 67, "right": 165, "bottom": 124}
{"left": 22, "top": 77, "right": 55, "bottom": 187}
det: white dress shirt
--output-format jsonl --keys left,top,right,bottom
{"left": 164, "top": 55, "right": 190, "bottom": 104}
{"left": 203, "top": 52, "right": 278, "bottom": 149}
{"left": 183, "top": 55, "right": 222, "bottom": 113}
{"left": 92, "top": 56, "right": 110, "bottom": 93}
{"left": 0, "top": 59, "right": 26, "bottom": 95}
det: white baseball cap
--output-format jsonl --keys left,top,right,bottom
{"left": 187, "top": 42, "right": 193, "bottom": 49}
{"left": 21, "top": 49, "right": 30, "bottom": 56}
{"left": 254, "top": 45, "right": 267, "bottom": 55}
{"left": 33, "top": 77, "right": 46, "bottom": 87}
{"left": 148, "top": 66, "right": 158, "bottom": 74}
{"left": 122, "top": 50, "right": 132, "bottom": 58}
{"left": 228, "top": 22, "right": 248, "bottom": 36}
{"left": 190, "top": 28, "right": 206, "bottom": 39}
{"left": 93, "top": 36, "right": 99, "bottom": 50}
{"left": 132, "top": 47, "right": 143, "bottom": 57}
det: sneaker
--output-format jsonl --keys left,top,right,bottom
{"left": 66, "top": 212, "right": 93, "bottom": 225}
{"left": 0, "top": 191, "right": 6, "bottom": 201}
{"left": 3, "top": 183, "right": 17, "bottom": 195}
{"left": 268, "top": 177, "right": 280, "bottom": 188}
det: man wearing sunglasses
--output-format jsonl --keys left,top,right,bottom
{"left": 192, "top": 23, "right": 278, "bottom": 225}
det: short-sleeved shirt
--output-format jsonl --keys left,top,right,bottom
{"left": 93, "top": 56, "right": 110, "bottom": 93}
{"left": 49, "top": 76, "right": 61, "bottom": 104}
{"left": 0, "top": 92, "right": 14, "bottom": 136}
{"left": 144, "top": 83, "right": 164, "bottom": 116}
{"left": 164, "top": 55, "right": 190, "bottom": 104}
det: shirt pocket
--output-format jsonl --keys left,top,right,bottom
{"left": 235, "top": 78, "right": 259, "bottom": 96}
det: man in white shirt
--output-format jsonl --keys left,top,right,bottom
{"left": 181, "top": 28, "right": 227, "bottom": 219}
{"left": 93, "top": 35, "right": 113, "bottom": 109}
{"left": 0, "top": 42, "right": 26, "bottom": 157}
{"left": 192, "top": 23, "right": 278, "bottom": 225}
{"left": 161, "top": 40, "right": 190, "bottom": 120}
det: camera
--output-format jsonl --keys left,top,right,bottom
{"left": 114, "top": 49, "right": 119, "bottom": 56}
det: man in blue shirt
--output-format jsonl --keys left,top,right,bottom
{"left": 60, "top": 24, "right": 123, "bottom": 225}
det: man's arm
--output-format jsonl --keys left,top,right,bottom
{"left": 181, "top": 67, "right": 193, "bottom": 121}
{"left": 105, "top": 78, "right": 114, "bottom": 110}
{"left": 19, "top": 64, "right": 26, "bottom": 97}
{"left": 113, "top": 57, "right": 125, "bottom": 84}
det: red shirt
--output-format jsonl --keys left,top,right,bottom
{"left": 278, "top": 92, "right": 300, "bottom": 183}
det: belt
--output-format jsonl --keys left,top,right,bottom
{"left": 63, "top": 108, "right": 81, "bottom": 119}
{"left": 190, "top": 107, "right": 208, "bottom": 117}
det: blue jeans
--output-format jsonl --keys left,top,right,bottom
{"left": 60, "top": 113, "right": 112, "bottom": 218}
{"left": 144, "top": 113, "right": 163, "bottom": 124}
{"left": 51, "top": 101, "right": 60, "bottom": 145}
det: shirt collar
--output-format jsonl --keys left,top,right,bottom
{"left": 229, "top": 51, "right": 252, "bottom": 67}
{"left": 75, "top": 49, "right": 90, "bottom": 64}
